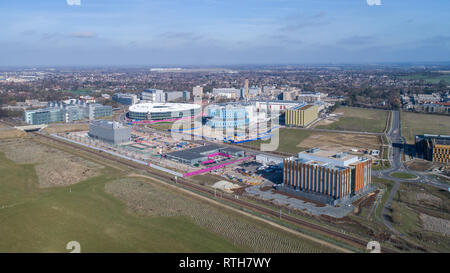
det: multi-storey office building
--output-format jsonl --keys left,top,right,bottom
{"left": 193, "top": 86, "right": 203, "bottom": 98}
{"left": 165, "top": 91, "right": 191, "bottom": 102}
{"left": 206, "top": 105, "right": 250, "bottom": 129}
{"left": 285, "top": 104, "right": 318, "bottom": 127}
{"left": 212, "top": 88, "right": 239, "bottom": 99}
{"left": 296, "top": 91, "right": 326, "bottom": 103}
{"left": 112, "top": 93, "right": 138, "bottom": 105}
{"left": 141, "top": 89, "right": 165, "bottom": 103}
{"left": 283, "top": 148, "right": 372, "bottom": 204}
{"left": 23, "top": 102, "right": 112, "bottom": 125}
{"left": 415, "top": 134, "right": 450, "bottom": 163}
{"left": 87, "top": 104, "right": 113, "bottom": 120}
{"left": 23, "top": 108, "right": 64, "bottom": 125}
{"left": 88, "top": 120, "right": 131, "bottom": 145}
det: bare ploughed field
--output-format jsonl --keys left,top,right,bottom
{"left": 0, "top": 138, "right": 103, "bottom": 188}
{"left": 41, "top": 123, "right": 89, "bottom": 134}
{"left": 420, "top": 214, "right": 450, "bottom": 237}
{"left": 297, "top": 132, "right": 381, "bottom": 153}
{"left": 0, "top": 129, "right": 27, "bottom": 139}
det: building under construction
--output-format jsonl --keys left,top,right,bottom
{"left": 415, "top": 134, "right": 450, "bottom": 163}
{"left": 282, "top": 148, "right": 372, "bottom": 204}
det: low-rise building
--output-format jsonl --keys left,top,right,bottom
{"left": 166, "top": 144, "right": 244, "bottom": 166}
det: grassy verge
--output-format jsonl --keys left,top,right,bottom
{"left": 390, "top": 172, "right": 418, "bottom": 179}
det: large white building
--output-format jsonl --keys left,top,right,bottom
{"left": 128, "top": 103, "right": 201, "bottom": 121}
{"left": 193, "top": 86, "right": 203, "bottom": 98}
{"left": 141, "top": 89, "right": 165, "bottom": 103}
{"left": 89, "top": 120, "right": 131, "bottom": 145}
{"left": 213, "top": 88, "right": 239, "bottom": 99}
{"left": 297, "top": 91, "right": 326, "bottom": 103}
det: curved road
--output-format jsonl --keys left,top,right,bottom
{"left": 373, "top": 110, "right": 447, "bottom": 233}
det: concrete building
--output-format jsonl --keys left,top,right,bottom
{"left": 23, "top": 108, "right": 64, "bottom": 125}
{"left": 193, "top": 86, "right": 203, "bottom": 98}
{"left": 87, "top": 104, "right": 113, "bottom": 120}
{"left": 88, "top": 120, "right": 131, "bottom": 145}
{"left": 285, "top": 104, "right": 319, "bottom": 127}
{"left": 248, "top": 86, "right": 260, "bottom": 98}
{"left": 206, "top": 104, "right": 250, "bottom": 129}
{"left": 413, "top": 93, "right": 441, "bottom": 104}
{"left": 254, "top": 100, "right": 303, "bottom": 113}
{"left": 23, "top": 101, "right": 112, "bottom": 125}
{"left": 412, "top": 103, "right": 450, "bottom": 114}
{"left": 282, "top": 91, "right": 296, "bottom": 101}
{"left": 297, "top": 91, "right": 326, "bottom": 103}
{"left": 128, "top": 102, "right": 201, "bottom": 121}
{"left": 213, "top": 88, "right": 239, "bottom": 99}
{"left": 282, "top": 148, "right": 372, "bottom": 204}
{"left": 112, "top": 93, "right": 138, "bottom": 105}
{"left": 141, "top": 89, "right": 165, "bottom": 103}
{"left": 415, "top": 134, "right": 450, "bottom": 163}
{"left": 165, "top": 91, "right": 191, "bottom": 102}
{"left": 244, "top": 79, "right": 249, "bottom": 100}
{"left": 256, "top": 154, "right": 284, "bottom": 167}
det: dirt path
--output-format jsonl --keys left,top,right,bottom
{"left": 127, "top": 173, "right": 352, "bottom": 253}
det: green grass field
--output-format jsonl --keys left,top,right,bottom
{"left": 61, "top": 89, "right": 92, "bottom": 96}
{"left": 243, "top": 128, "right": 312, "bottom": 154}
{"left": 390, "top": 172, "right": 418, "bottom": 179}
{"left": 401, "top": 111, "right": 450, "bottom": 143}
{"left": 398, "top": 74, "right": 450, "bottom": 84}
{"left": 316, "top": 107, "right": 389, "bottom": 133}
{"left": 0, "top": 152, "right": 244, "bottom": 253}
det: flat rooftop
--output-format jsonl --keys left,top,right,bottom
{"left": 91, "top": 120, "right": 127, "bottom": 129}
{"left": 293, "top": 104, "right": 314, "bottom": 111}
{"left": 295, "top": 148, "right": 368, "bottom": 168}
{"left": 435, "top": 138, "right": 450, "bottom": 146}
{"left": 166, "top": 150, "right": 205, "bottom": 161}
{"left": 300, "top": 148, "right": 355, "bottom": 162}
{"left": 166, "top": 144, "right": 244, "bottom": 162}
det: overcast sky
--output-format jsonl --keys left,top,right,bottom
{"left": 1, "top": 0, "right": 449, "bottom": 66}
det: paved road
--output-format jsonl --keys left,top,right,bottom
{"left": 279, "top": 126, "right": 384, "bottom": 136}
{"left": 373, "top": 110, "right": 447, "bottom": 234}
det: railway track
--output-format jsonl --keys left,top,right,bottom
{"left": 30, "top": 131, "right": 397, "bottom": 253}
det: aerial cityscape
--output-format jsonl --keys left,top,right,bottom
{"left": 0, "top": 0, "right": 449, "bottom": 261}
